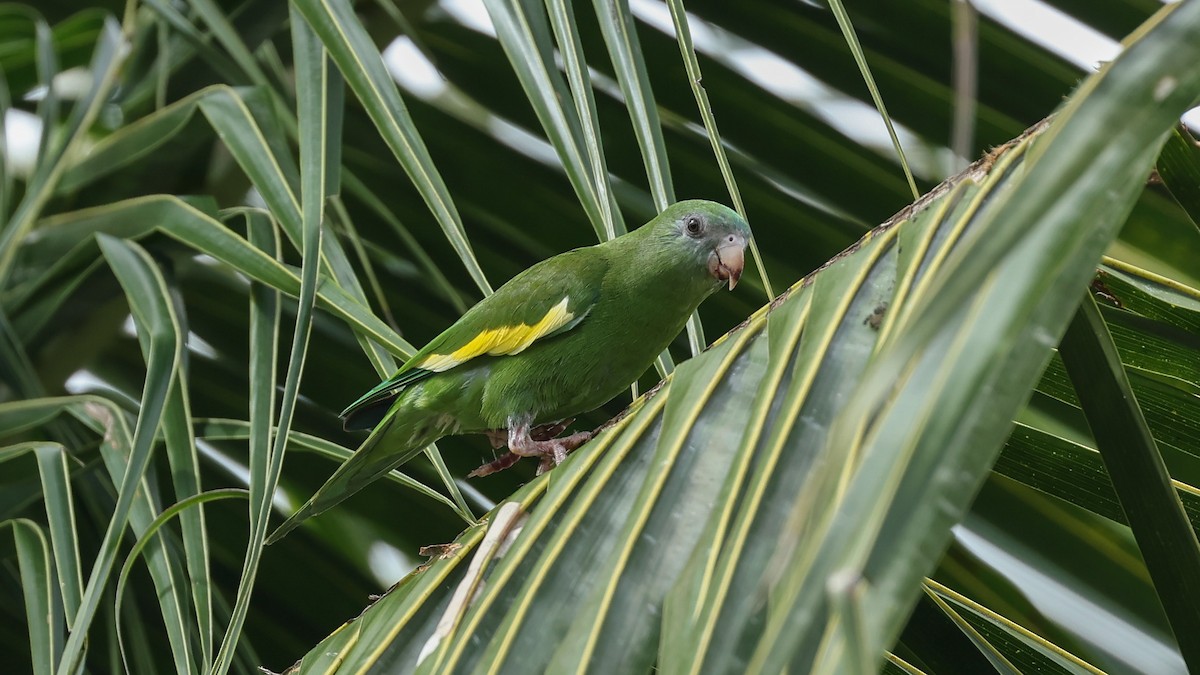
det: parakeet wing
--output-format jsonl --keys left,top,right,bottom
{"left": 340, "top": 248, "right": 609, "bottom": 429}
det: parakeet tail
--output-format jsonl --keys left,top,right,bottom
{"left": 265, "top": 407, "right": 448, "bottom": 545}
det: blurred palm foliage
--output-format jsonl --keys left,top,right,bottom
{"left": 3, "top": 0, "right": 1200, "bottom": 673}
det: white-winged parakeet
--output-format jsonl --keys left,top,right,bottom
{"left": 266, "top": 200, "right": 750, "bottom": 543}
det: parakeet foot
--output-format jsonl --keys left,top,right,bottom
{"left": 521, "top": 430, "right": 592, "bottom": 475}
{"left": 481, "top": 419, "right": 574, "bottom": 449}
{"left": 468, "top": 419, "right": 590, "bottom": 477}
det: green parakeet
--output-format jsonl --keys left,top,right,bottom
{"left": 266, "top": 200, "right": 750, "bottom": 543}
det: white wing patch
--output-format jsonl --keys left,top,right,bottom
{"left": 416, "top": 297, "right": 574, "bottom": 372}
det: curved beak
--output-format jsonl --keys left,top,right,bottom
{"left": 708, "top": 235, "right": 746, "bottom": 290}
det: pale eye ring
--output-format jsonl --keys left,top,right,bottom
{"left": 685, "top": 216, "right": 703, "bottom": 236}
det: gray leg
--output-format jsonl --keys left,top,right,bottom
{"left": 468, "top": 417, "right": 593, "bottom": 477}
{"left": 507, "top": 419, "right": 592, "bottom": 475}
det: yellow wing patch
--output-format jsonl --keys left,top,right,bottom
{"left": 417, "top": 297, "right": 574, "bottom": 372}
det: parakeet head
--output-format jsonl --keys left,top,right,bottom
{"left": 651, "top": 199, "right": 751, "bottom": 290}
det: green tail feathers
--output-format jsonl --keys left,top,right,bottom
{"left": 265, "top": 407, "right": 447, "bottom": 545}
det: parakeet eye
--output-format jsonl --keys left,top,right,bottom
{"left": 684, "top": 216, "right": 703, "bottom": 237}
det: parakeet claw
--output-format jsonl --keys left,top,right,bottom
{"left": 531, "top": 419, "right": 575, "bottom": 442}
{"left": 468, "top": 419, "right": 591, "bottom": 478}
{"left": 467, "top": 452, "right": 521, "bottom": 478}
